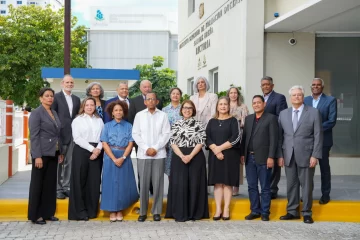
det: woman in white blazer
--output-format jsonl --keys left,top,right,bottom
{"left": 190, "top": 76, "right": 218, "bottom": 127}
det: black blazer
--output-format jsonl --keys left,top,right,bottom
{"left": 29, "top": 105, "right": 62, "bottom": 159}
{"left": 128, "top": 94, "right": 163, "bottom": 124}
{"left": 240, "top": 112, "right": 278, "bottom": 165}
{"left": 264, "top": 91, "right": 288, "bottom": 117}
{"left": 51, "top": 91, "right": 81, "bottom": 145}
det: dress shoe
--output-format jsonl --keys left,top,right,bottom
{"left": 56, "top": 192, "right": 66, "bottom": 199}
{"left": 80, "top": 216, "right": 89, "bottom": 221}
{"left": 45, "top": 216, "right": 59, "bottom": 221}
{"left": 64, "top": 190, "right": 70, "bottom": 197}
{"left": 32, "top": 219, "right": 46, "bottom": 225}
{"left": 319, "top": 196, "right": 330, "bottom": 205}
{"left": 280, "top": 213, "right": 300, "bottom": 220}
{"left": 212, "top": 213, "right": 222, "bottom": 221}
{"left": 138, "top": 215, "right": 147, "bottom": 222}
{"left": 261, "top": 215, "right": 269, "bottom": 221}
{"left": 303, "top": 216, "right": 314, "bottom": 224}
{"left": 222, "top": 214, "right": 230, "bottom": 221}
{"left": 271, "top": 193, "right": 278, "bottom": 199}
{"left": 153, "top": 214, "right": 161, "bottom": 221}
{"left": 245, "top": 213, "right": 261, "bottom": 220}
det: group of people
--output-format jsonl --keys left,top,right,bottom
{"left": 27, "top": 74, "right": 337, "bottom": 225}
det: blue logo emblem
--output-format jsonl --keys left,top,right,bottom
{"left": 95, "top": 10, "right": 104, "bottom": 21}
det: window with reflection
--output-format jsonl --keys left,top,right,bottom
{"left": 316, "top": 37, "right": 360, "bottom": 156}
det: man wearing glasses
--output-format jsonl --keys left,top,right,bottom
{"left": 132, "top": 92, "right": 170, "bottom": 222}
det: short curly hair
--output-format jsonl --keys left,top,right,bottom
{"left": 105, "top": 100, "right": 129, "bottom": 119}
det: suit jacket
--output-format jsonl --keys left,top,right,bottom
{"left": 128, "top": 94, "right": 163, "bottom": 124}
{"left": 190, "top": 92, "right": 218, "bottom": 126}
{"left": 304, "top": 94, "right": 337, "bottom": 147}
{"left": 51, "top": 91, "right": 81, "bottom": 145}
{"left": 240, "top": 112, "right": 278, "bottom": 165}
{"left": 278, "top": 105, "right": 323, "bottom": 167}
{"left": 264, "top": 91, "right": 288, "bottom": 117}
{"left": 29, "top": 105, "right": 62, "bottom": 158}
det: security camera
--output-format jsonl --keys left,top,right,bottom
{"left": 289, "top": 38, "right": 297, "bottom": 46}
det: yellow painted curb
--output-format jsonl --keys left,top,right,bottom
{"left": 0, "top": 199, "right": 359, "bottom": 222}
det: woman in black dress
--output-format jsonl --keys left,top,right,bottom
{"left": 165, "top": 100, "right": 209, "bottom": 222}
{"left": 28, "top": 87, "right": 63, "bottom": 224}
{"left": 68, "top": 97, "right": 104, "bottom": 221}
{"left": 206, "top": 96, "right": 241, "bottom": 221}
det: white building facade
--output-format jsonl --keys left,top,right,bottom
{"left": 0, "top": 0, "right": 63, "bottom": 15}
{"left": 50, "top": 7, "right": 178, "bottom": 100}
{"left": 87, "top": 7, "right": 178, "bottom": 71}
{"left": 178, "top": 0, "right": 360, "bottom": 173}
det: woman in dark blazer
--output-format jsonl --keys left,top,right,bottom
{"left": 86, "top": 82, "right": 106, "bottom": 120}
{"left": 28, "top": 87, "right": 64, "bottom": 224}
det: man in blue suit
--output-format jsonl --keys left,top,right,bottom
{"left": 103, "top": 82, "right": 130, "bottom": 123}
{"left": 304, "top": 78, "right": 337, "bottom": 204}
{"left": 261, "top": 76, "right": 288, "bottom": 199}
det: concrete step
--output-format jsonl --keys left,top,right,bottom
{"left": 1, "top": 199, "right": 359, "bottom": 222}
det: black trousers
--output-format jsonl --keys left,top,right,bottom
{"left": 68, "top": 144, "right": 102, "bottom": 220}
{"left": 28, "top": 154, "right": 58, "bottom": 221}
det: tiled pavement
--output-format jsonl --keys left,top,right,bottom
{"left": 0, "top": 220, "right": 359, "bottom": 240}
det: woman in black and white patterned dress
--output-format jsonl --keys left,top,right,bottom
{"left": 165, "top": 100, "right": 209, "bottom": 222}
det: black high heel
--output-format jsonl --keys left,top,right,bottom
{"left": 213, "top": 213, "right": 222, "bottom": 221}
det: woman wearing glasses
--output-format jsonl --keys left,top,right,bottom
{"left": 165, "top": 100, "right": 209, "bottom": 222}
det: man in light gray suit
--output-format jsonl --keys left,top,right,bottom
{"left": 278, "top": 85, "right": 323, "bottom": 224}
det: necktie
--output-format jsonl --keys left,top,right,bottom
{"left": 293, "top": 110, "right": 299, "bottom": 132}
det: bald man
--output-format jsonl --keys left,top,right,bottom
{"left": 128, "top": 80, "right": 163, "bottom": 124}
{"left": 128, "top": 80, "right": 163, "bottom": 194}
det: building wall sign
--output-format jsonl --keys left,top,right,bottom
{"left": 179, "top": 0, "right": 243, "bottom": 56}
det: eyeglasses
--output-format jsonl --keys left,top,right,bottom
{"left": 183, "top": 107, "right": 193, "bottom": 110}
{"left": 145, "top": 98, "right": 157, "bottom": 101}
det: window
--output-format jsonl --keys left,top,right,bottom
{"left": 17, "top": 1, "right": 22, "bottom": 4}
{"left": 208, "top": 67, "right": 219, "bottom": 93}
{"left": 0, "top": 1, "right": 6, "bottom": 4}
{"left": 316, "top": 37, "right": 360, "bottom": 156}
{"left": 0, "top": 10, "right": 6, "bottom": 14}
{"left": 187, "top": 77, "right": 194, "bottom": 96}
{"left": 29, "top": 2, "right": 36, "bottom": 5}
{"left": 188, "top": 0, "right": 195, "bottom": 17}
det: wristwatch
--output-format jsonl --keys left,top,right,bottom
{"left": 122, "top": 155, "right": 126, "bottom": 159}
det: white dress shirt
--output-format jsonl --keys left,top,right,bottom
{"left": 62, "top": 90, "right": 73, "bottom": 117}
{"left": 264, "top": 90, "right": 273, "bottom": 103}
{"left": 292, "top": 104, "right": 305, "bottom": 121}
{"left": 118, "top": 95, "right": 130, "bottom": 106}
{"left": 132, "top": 108, "right": 171, "bottom": 159}
{"left": 72, "top": 114, "right": 104, "bottom": 152}
{"left": 312, "top": 93, "right": 322, "bottom": 108}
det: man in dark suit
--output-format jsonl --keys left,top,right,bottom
{"left": 261, "top": 76, "right": 288, "bottom": 199}
{"left": 278, "top": 85, "right": 323, "bottom": 224}
{"left": 104, "top": 82, "right": 130, "bottom": 123}
{"left": 128, "top": 80, "right": 163, "bottom": 125}
{"left": 241, "top": 95, "right": 278, "bottom": 221}
{"left": 52, "top": 75, "right": 81, "bottom": 199}
{"left": 304, "top": 78, "right": 337, "bottom": 204}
